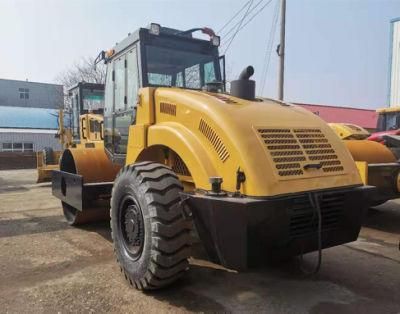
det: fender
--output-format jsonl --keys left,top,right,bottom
{"left": 129, "top": 122, "right": 217, "bottom": 190}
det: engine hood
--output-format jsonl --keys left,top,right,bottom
{"left": 151, "top": 88, "right": 362, "bottom": 196}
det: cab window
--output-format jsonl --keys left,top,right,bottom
{"left": 126, "top": 48, "right": 139, "bottom": 109}
{"left": 114, "top": 56, "right": 126, "bottom": 111}
{"left": 104, "top": 47, "right": 139, "bottom": 157}
{"left": 104, "top": 63, "right": 114, "bottom": 152}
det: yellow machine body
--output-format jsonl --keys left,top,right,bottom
{"left": 60, "top": 145, "right": 120, "bottom": 183}
{"left": 36, "top": 150, "right": 63, "bottom": 183}
{"left": 57, "top": 112, "right": 109, "bottom": 177}
{"left": 376, "top": 107, "right": 400, "bottom": 113}
{"left": 328, "top": 123, "right": 370, "bottom": 140}
{"left": 36, "top": 112, "right": 105, "bottom": 183}
{"left": 124, "top": 88, "right": 362, "bottom": 197}
{"left": 329, "top": 122, "right": 400, "bottom": 204}
{"left": 344, "top": 140, "right": 397, "bottom": 164}
{"left": 77, "top": 113, "right": 104, "bottom": 144}
{"left": 52, "top": 25, "right": 375, "bottom": 279}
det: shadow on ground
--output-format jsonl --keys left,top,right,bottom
{"left": 0, "top": 214, "right": 70, "bottom": 238}
{"left": 143, "top": 260, "right": 305, "bottom": 312}
{"left": 0, "top": 186, "right": 29, "bottom": 193}
{"left": 365, "top": 203, "right": 400, "bottom": 234}
{"left": 81, "top": 220, "right": 112, "bottom": 242}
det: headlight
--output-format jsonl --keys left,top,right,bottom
{"left": 211, "top": 35, "right": 220, "bottom": 47}
{"left": 149, "top": 23, "right": 161, "bottom": 35}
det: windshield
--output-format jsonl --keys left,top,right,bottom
{"left": 145, "top": 45, "right": 220, "bottom": 89}
{"left": 82, "top": 88, "right": 105, "bottom": 111}
{"left": 380, "top": 112, "right": 400, "bottom": 131}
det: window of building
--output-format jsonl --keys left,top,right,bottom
{"left": 12, "top": 143, "right": 23, "bottom": 151}
{"left": 2, "top": 143, "right": 12, "bottom": 151}
{"left": 23, "top": 143, "right": 34, "bottom": 151}
{"left": 18, "top": 88, "right": 29, "bottom": 99}
{"left": 1, "top": 142, "right": 34, "bottom": 152}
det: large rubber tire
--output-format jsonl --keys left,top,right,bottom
{"left": 43, "top": 147, "right": 54, "bottom": 165}
{"left": 110, "top": 162, "right": 192, "bottom": 290}
{"left": 62, "top": 202, "right": 109, "bottom": 226}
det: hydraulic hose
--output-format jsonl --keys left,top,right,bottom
{"left": 298, "top": 193, "right": 322, "bottom": 275}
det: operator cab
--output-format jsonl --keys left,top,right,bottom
{"left": 376, "top": 109, "right": 400, "bottom": 131}
{"left": 67, "top": 82, "right": 105, "bottom": 141}
{"left": 98, "top": 23, "right": 224, "bottom": 162}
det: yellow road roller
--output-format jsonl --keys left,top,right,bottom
{"left": 329, "top": 123, "right": 400, "bottom": 205}
{"left": 36, "top": 82, "right": 106, "bottom": 183}
{"left": 52, "top": 24, "right": 373, "bottom": 290}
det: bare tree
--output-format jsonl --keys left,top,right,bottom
{"left": 54, "top": 56, "right": 106, "bottom": 111}
{"left": 55, "top": 56, "right": 106, "bottom": 89}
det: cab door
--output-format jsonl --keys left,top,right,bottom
{"left": 104, "top": 46, "right": 140, "bottom": 162}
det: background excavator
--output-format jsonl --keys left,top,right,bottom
{"left": 51, "top": 23, "right": 372, "bottom": 290}
{"left": 36, "top": 82, "right": 105, "bottom": 182}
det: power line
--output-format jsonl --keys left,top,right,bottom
{"left": 220, "top": 0, "right": 266, "bottom": 39}
{"left": 260, "top": 0, "right": 280, "bottom": 95}
{"left": 223, "top": 0, "right": 255, "bottom": 54}
{"left": 221, "top": 0, "right": 274, "bottom": 50}
{"left": 218, "top": 0, "right": 252, "bottom": 34}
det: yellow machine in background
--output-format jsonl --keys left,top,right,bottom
{"left": 52, "top": 24, "right": 373, "bottom": 290}
{"left": 36, "top": 82, "right": 106, "bottom": 182}
{"left": 329, "top": 123, "right": 400, "bottom": 205}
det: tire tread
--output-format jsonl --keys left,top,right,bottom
{"left": 110, "top": 162, "right": 192, "bottom": 290}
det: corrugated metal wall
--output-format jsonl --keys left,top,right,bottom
{"left": 0, "top": 79, "right": 63, "bottom": 109}
{"left": 390, "top": 20, "right": 400, "bottom": 107}
{"left": 0, "top": 152, "right": 36, "bottom": 170}
{"left": 0, "top": 132, "right": 61, "bottom": 152}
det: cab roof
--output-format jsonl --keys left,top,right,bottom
{"left": 111, "top": 25, "right": 215, "bottom": 58}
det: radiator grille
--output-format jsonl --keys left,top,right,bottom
{"left": 257, "top": 128, "right": 344, "bottom": 178}
{"left": 160, "top": 102, "right": 177, "bottom": 116}
{"left": 199, "top": 119, "right": 230, "bottom": 162}
{"left": 289, "top": 193, "right": 345, "bottom": 239}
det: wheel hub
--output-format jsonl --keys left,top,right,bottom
{"left": 124, "top": 206, "right": 140, "bottom": 243}
{"left": 121, "top": 203, "right": 144, "bottom": 258}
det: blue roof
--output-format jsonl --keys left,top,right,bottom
{"left": 0, "top": 106, "right": 59, "bottom": 129}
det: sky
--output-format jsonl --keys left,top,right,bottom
{"left": 0, "top": 0, "right": 399, "bottom": 109}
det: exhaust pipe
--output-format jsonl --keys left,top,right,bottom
{"left": 230, "top": 66, "right": 256, "bottom": 101}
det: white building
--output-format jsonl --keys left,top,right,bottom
{"left": 389, "top": 18, "right": 400, "bottom": 107}
{"left": 0, "top": 78, "right": 63, "bottom": 154}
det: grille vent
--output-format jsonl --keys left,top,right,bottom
{"left": 171, "top": 153, "right": 191, "bottom": 176}
{"left": 289, "top": 193, "right": 344, "bottom": 238}
{"left": 199, "top": 119, "right": 230, "bottom": 162}
{"left": 160, "top": 102, "right": 177, "bottom": 116}
{"left": 257, "top": 128, "right": 344, "bottom": 178}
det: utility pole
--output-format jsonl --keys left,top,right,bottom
{"left": 277, "top": 0, "right": 286, "bottom": 101}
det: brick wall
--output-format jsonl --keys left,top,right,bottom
{"left": 0, "top": 152, "right": 36, "bottom": 170}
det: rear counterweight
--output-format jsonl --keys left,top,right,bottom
{"left": 184, "top": 186, "right": 373, "bottom": 270}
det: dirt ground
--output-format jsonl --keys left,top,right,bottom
{"left": 0, "top": 169, "right": 399, "bottom": 313}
